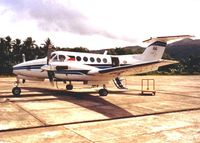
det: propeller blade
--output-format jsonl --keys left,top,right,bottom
{"left": 45, "top": 44, "right": 55, "bottom": 86}
{"left": 47, "top": 44, "right": 53, "bottom": 65}
{"left": 47, "top": 71, "right": 55, "bottom": 87}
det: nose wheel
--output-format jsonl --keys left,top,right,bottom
{"left": 12, "top": 78, "right": 21, "bottom": 96}
{"left": 66, "top": 84, "right": 73, "bottom": 90}
{"left": 12, "top": 86, "right": 21, "bottom": 96}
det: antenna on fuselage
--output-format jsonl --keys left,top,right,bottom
{"left": 22, "top": 54, "right": 26, "bottom": 62}
{"left": 103, "top": 50, "right": 108, "bottom": 55}
{"left": 35, "top": 55, "right": 38, "bottom": 60}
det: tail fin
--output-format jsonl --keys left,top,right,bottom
{"left": 141, "top": 35, "right": 194, "bottom": 61}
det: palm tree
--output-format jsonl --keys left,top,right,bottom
{"left": 42, "top": 38, "right": 53, "bottom": 54}
{"left": 5, "top": 36, "right": 12, "bottom": 55}
{"left": 22, "top": 37, "right": 37, "bottom": 60}
{"left": 43, "top": 38, "right": 54, "bottom": 64}
{"left": 12, "top": 38, "right": 22, "bottom": 64}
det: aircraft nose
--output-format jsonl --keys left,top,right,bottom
{"left": 13, "top": 64, "right": 20, "bottom": 75}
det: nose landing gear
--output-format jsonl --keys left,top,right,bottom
{"left": 66, "top": 81, "right": 73, "bottom": 90}
{"left": 66, "top": 84, "right": 73, "bottom": 90}
{"left": 12, "top": 79, "right": 21, "bottom": 96}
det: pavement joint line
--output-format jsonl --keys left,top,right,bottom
{"left": 157, "top": 91, "right": 200, "bottom": 99}
{"left": 129, "top": 88, "right": 200, "bottom": 99}
{"left": 96, "top": 124, "right": 200, "bottom": 143}
{"left": 0, "top": 94, "right": 58, "bottom": 98}
{"left": 63, "top": 126, "right": 95, "bottom": 143}
{"left": 9, "top": 99, "right": 106, "bottom": 110}
{"left": 0, "top": 107, "right": 200, "bottom": 133}
{"left": 9, "top": 97, "right": 68, "bottom": 103}
{"left": 10, "top": 101, "right": 47, "bottom": 126}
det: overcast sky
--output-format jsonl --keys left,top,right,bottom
{"left": 0, "top": 0, "right": 199, "bottom": 49}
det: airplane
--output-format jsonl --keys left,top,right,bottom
{"left": 12, "top": 35, "right": 193, "bottom": 96}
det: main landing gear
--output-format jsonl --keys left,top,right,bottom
{"left": 98, "top": 84, "right": 108, "bottom": 96}
{"left": 66, "top": 81, "right": 73, "bottom": 90}
{"left": 12, "top": 79, "right": 21, "bottom": 96}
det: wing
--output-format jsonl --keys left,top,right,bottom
{"left": 88, "top": 60, "right": 178, "bottom": 76}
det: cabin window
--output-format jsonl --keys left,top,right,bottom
{"left": 97, "top": 58, "right": 101, "bottom": 63}
{"left": 83, "top": 57, "right": 88, "bottom": 62}
{"left": 58, "top": 55, "right": 66, "bottom": 62}
{"left": 76, "top": 56, "right": 81, "bottom": 61}
{"left": 90, "top": 57, "right": 95, "bottom": 62}
{"left": 103, "top": 58, "right": 107, "bottom": 63}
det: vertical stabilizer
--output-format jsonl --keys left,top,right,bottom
{"left": 141, "top": 35, "right": 194, "bottom": 61}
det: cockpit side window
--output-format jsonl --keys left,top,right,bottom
{"left": 58, "top": 55, "right": 66, "bottom": 62}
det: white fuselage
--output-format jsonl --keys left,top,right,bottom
{"left": 13, "top": 51, "right": 143, "bottom": 82}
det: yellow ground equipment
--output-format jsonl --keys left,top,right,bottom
{"left": 141, "top": 79, "right": 156, "bottom": 95}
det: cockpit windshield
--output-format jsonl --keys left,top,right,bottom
{"left": 50, "top": 53, "right": 56, "bottom": 59}
{"left": 50, "top": 53, "right": 58, "bottom": 62}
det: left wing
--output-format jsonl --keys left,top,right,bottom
{"left": 88, "top": 60, "right": 177, "bottom": 76}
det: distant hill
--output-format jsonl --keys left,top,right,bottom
{"left": 166, "top": 38, "right": 200, "bottom": 60}
{"left": 92, "top": 38, "right": 200, "bottom": 61}
{"left": 91, "top": 38, "right": 200, "bottom": 74}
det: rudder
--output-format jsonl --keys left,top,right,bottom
{"left": 141, "top": 35, "right": 194, "bottom": 61}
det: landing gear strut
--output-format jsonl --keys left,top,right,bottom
{"left": 12, "top": 78, "right": 21, "bottom": 96}
{"left": 66, "top": 82, "right": 73, "bottom": 90}
{"left": 99, "top": 84, "right": 108, "bottom": 96}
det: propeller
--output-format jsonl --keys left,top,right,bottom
{"left": 46, "top": 44, "right": 55, "bottom": 86}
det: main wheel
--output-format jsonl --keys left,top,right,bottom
{"left": 99, "top": 89, "right": 108, "bottom": 96}
{"left": 66, "top": 84, "right": 73, "bottom": 90}
{"left": 12, "top": 87, "right": 21, "bottom": 96}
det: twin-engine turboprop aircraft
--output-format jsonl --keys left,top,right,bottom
{"left": 12, "top": 35, "right": 193, "bottom": 96}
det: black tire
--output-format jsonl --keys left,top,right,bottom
{"left": 99, "top": 89, "right": 108, "bottom": 96}
{"left": 12, "top": 87, "right": 21, "bottom": 96}
{"left": 66, "top": 84, "right": 73, "bottom": 90}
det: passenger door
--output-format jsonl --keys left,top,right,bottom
{"left": 111, "top": 57, "right": 120, "bottom": 67}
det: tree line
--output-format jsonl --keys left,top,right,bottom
{"left": 159, "top": 56, "right": 200, "bottom": 74}
{"left": 0, "top": 36, "right": 50, "bottom": 75}
{"left": 0, "top": 36, "right": 199, "bottom": 75}
{"left": 0, "top": 36, "right": 93, "bottom": 75}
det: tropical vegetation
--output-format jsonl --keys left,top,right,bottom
{"left": 0, "top": 36, "right": 199, "bottom": 75}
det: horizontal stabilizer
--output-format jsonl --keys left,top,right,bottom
{"left": 156, "top": 59, "right": 179, "bottom": 67}
{"left": 143, "top": 35, "right": 194, "bottom": 43}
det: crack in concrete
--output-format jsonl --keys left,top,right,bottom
{"left": 0, "top": 107, "right": 199, "bottom": 133}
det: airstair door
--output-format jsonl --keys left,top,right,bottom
{"left": 111, "top": 57, "right": 119, "bottom": 67}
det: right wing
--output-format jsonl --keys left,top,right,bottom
{"left": 88, "top": 60, "right": 178, "bottom": 76}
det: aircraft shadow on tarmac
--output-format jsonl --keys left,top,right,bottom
{"left": 17, "top": 87, "right": 134, "bottom": 118}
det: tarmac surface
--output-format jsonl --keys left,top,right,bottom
{"left": 0, "top": 76, "right": 200, "bottom": 143}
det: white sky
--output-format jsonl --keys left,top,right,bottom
{"left": 0, "top": 0, "right": 199, "bottom": 50}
